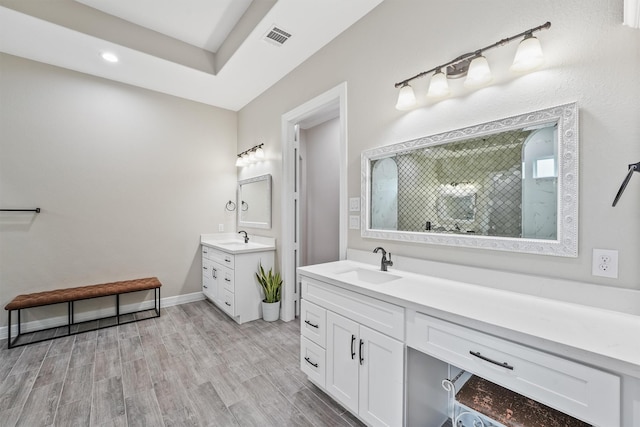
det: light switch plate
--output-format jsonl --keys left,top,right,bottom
{"left": 592, "top": 248, "right": 618, "bottom": 279}
{"left": 349, "top": 197, "right": 360, "bottom": 212}
{"left": 349, "top": 215, "right": 360, "bottom": 229}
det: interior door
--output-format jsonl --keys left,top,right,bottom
{"left": 326, "top": 311, "right": 359, "bottom": 414}
{"left": 358, "top": 325, "right": 404, "bottom": 427}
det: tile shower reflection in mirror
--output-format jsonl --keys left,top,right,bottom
{"left": 370, "top": 124, "right": 557, "bottom": 240}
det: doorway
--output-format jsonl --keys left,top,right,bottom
{"left": 280, "top": 83, "right": 348, "bottom": 321}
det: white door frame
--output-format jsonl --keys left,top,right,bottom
{"left": 280, "top": 82, "right": 348, "bottom": 321}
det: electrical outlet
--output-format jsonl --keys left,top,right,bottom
{"left": 592, "top": 249, "right": 618, "bottom": 279}
{"left": 218, "top": 224, "right": 224, "bottom": 232}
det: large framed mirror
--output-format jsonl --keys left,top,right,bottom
{"left": 238, "top": 174, "right": 272, "bottom": 229}
{"left": 361, "top": 102, "right": 578, "bottom": 257}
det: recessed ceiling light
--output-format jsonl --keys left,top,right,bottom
{"left": 101, "top": 52, "right": 119, "bottom": 63}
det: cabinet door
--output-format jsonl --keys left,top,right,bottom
{"left": 210, "top": 261, "right": 226, "bottom": 303}
{"left": 359, "top": 325, "right": 404, "bottom": 427}
{"left": 326, "top": 311, "right": 359, "bottom": 414}
{"left": 202, "top": 258, "right": 217, "bottom": 301}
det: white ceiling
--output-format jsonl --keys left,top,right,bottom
{"left": 0, "top": 0, "right": 384, "bottom": 111}
{"left": 75, "top": 0, "right": 253, "bottom": 53}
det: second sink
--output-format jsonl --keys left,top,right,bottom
{"left": 337, "top": 268, "right": 401, "bottom": 285}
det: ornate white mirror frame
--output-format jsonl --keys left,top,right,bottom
{"left": 361, "top": 102, "right": 578, "bottom": 257}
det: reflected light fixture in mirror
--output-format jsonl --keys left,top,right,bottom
{"left": 394, "top": 21, "right": 551, "bottom": 109}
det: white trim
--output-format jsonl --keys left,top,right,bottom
{"left": 0, "top": 291, "right": 205, "bottom": 340}
{"left": 624, "top": 0, "right": 640, "bottom": 28}
{"left": 281, "top": 82, "right": 348, "bottom": 321}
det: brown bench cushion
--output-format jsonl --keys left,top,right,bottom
{"left": 5, "top": 277, "right": 161, "bottom": 311}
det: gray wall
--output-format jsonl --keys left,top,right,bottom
{"left": 303, "top": 118, "right": 340, "bottom": 265}
{"left": 238, "top": 0, "right": 640, "bottom": 290}
{"left": 0, "top": 54, "right": 237, "bottom": 327}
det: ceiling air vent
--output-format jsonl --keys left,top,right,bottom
{"left": 263, "top": 26, "right": 292, "bottom": 46}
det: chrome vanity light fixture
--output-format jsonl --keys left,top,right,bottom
{"left": 394, "top": 21, "right": 551, "bottom": 110}
{"left": 236, "top": 143, "right": 265, "bottom": 167}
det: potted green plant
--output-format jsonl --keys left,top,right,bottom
{"left": 256, "top": 263, "right": 282, "bottom": 321}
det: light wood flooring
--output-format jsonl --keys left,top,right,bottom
{"left": 0, "top": 300, "right": 366, "bottom": 426}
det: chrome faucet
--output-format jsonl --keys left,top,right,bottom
{"left": 238, "top": 230, "right": 249, "bottom": 243}
{"left": 373, "top": 247, "right": 393, "bottom": 271}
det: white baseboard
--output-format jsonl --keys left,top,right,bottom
{"left": 0, "top": 292, "right": 205, "bottom": 341}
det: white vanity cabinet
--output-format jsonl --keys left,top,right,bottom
{"left": 300, "top": 277, "right": 404, "bottom": 427}
{"left": 201, "top": 243, "right": 274, "bottom": 324}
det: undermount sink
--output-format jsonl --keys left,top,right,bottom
{"left": 337, "top": 268, "right": 401, "bottom": 285}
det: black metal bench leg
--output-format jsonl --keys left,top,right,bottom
{"left": 116, "top": 294, "right": 120, "bottom": 325}
{"left": 7, "top": 310, "right": 12, "bottom": 349}
{"left": 68, "top": 301, "right": 72, "bottom": 336}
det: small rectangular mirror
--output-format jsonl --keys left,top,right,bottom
{"left": 361, "top": 103, "right": 578, "bottom": 257}
{"left": 238, "top": 174, "right": 271, "bottom": 229}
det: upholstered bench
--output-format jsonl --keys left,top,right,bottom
{"left": 5, "top": 277, "right": 161, "bottom": 348}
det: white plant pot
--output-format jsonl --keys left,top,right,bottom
{"left": 262, "top": 301, "right": 280, "bottom": 322}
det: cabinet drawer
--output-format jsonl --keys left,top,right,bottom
{"left": 221, "top": 267, "right": 234, "bottom": 293}
{"left": 301, "top": 299, "right": 326, "bottom": 348}
{"left": 221, "top": 289, "right": 234, "bottom": 316}
{"left": 301, "top": 337, "right": 326, "bottom": 388}
{"left": 202, "top": 245, "right": 235, "bottom": 269}
{"left": 302, "top": 278, "right": 404, "bottom": 341}
{"left": 406, "top": 311, "right": 620, "bottom": 427}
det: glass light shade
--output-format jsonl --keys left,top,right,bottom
{"left": 248, "top": 151, "right": 256, "bottom": 162}
{"left": 510, "top": 36, "right": 544, "bottom": 72}
{"left": 235, "top": 156, "right": 244, "bottom": 167}
{"left": 255, "top": 146, "right": 265, "bottom": 159}
{"left": 464, "top": 55, "right": 492, "bottom": 89}
{"left": 426, "top": 71, "right": 450, "bottom": 98}
{"left": 242, "top": 153, "right": 250, "bottom": 164}
{"left": 395, "top": 84, "right": 417, "bottom": 110}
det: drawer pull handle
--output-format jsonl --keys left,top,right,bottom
{"left": 351, "top": 335, "right": 356, "bottom": 360}
{"left": 359, "top": 339, "right": 364, "bottom": 365}
{"left": 225, "top": 302, "right": 231, "bottom": 307}
{"left": 304, "top": 357, "right": 318, "bottom": 368}
{"left": 203, "top": 267, "right": 208, "bottom": 270}
{"left": 304, "top": 320, "right": 319, "bottom": 329}
{"left": 225, "top": 278, "right": 231, "bottom": 282}
{"left": 469, "top": 351, "right": 514, "bottom": 370}
{"left": 203, "top": 285, "right": 208, "bottom": 289}
{"left": 225, "top": 258, "right": 231, "bottom": 263}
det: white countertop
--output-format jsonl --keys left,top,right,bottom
{"left": 200, "top": 233, "right": 275, "bottom": 254}
{"left": 298, "top": 259, "right": 640, "bottom": 379}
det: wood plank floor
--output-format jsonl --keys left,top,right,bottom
{"left": 0, "top": 300, "right": 366, "bottom": 426}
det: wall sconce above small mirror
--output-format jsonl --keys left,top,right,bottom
{"left": 361, "top": 102, "right": 578, "bottom": 257}
{"left": 238, "top": 174, "right": 271, "bottom": 229}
